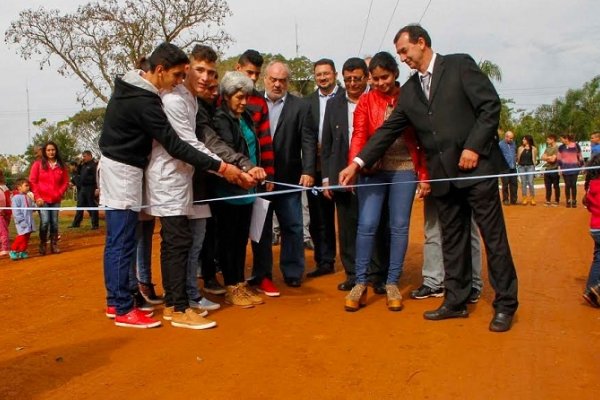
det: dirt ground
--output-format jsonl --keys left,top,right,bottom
{"left": 1, "top": 192, "right": 599, "bottom": 400}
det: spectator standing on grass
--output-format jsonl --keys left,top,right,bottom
{"left": 581, "top": 153, "right": 600, "bottom": 307}
{"left": 517, "top": 135, "right": 537, "bottom": 206}
{"left": 498, "top": 131, "right": 518, "bottom": 205}
{"left": 9, "top": 178, "right": 35, "bottom": 261}
{"left": 29, "top": 141, "right": 70, "bottom": 255}
{"left": 0, "top": 171, "right": 11, "bottom": 256}
{"left": 590, "top": 132, "right": 600, "bottom": 156}
{"left": 70, "top": 151, "right": 99, "bottom": 229}
{"left": 541, "top": 134, "right": 560, "bottom": 206}
{"left": 558, "top": 133, "right": 583, "bottom": 208}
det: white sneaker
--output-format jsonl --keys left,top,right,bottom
{"left": 190, "top": 297, "right": 221, "bottom": 311}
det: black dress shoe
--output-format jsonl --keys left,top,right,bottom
{"left": 306, "top": 265, "right": 334, "bottom": 278}
{"left": 284, "top": 277, "right": 302, "bottom": 288}
{"left": 337, "top": 279, "right": 355, "bottom": 291}
{"left": 423, "top": 305, "right": 468, "bottom": 320}
{"left": 489, "top": 312, "right": 513, "bottom": 332}
{"left": 372, "top": 281, "right": 386, "bottom": 295}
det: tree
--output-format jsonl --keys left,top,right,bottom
{"left": 5, "top": 0, "right": 232, "bottom": 105}
{"left": 478, "top": 59, "right": 502, "bottom": 83}
{"left": 25, "top": 119, "right": 79, "bottom": 167}
{"left": 67, "top": 108, "right": 106, "bottom": 158}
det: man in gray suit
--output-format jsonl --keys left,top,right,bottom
{"left": 340, "top": 24, "right": 518, "bottom": 332}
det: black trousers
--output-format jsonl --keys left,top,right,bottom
{"left": 435, "top": 178, "right": 519, "bottom": 314}
{"left": 563, "top": 174, "right": 578, "bottom": 202}
{"left": 500, "top": 169, "right": 518, "bottom": 204}
{"left": 544, "top": 171, "right": 560, "bottom": 202}
{"left": 160, "top": 216, "right": 192, "bottom": 312}
{"left": 334, "top": 190, "right": 389, "bottom": 283}
{"left": 213, "top": 201, "right": 252, "bottom": 286}
{"left": 72, "top": 187, "right": 99, "bottom": 227}
{"left": 200, "top": 216, "right": 218, "bottom": 280}
{"left": 307, "top": 172, "right": 337, "bottom": 268}
{"left": 251, "top": 202, "right": 274, "bottom": 280}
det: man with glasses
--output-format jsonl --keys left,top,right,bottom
{"left": 321, "top": 57, "right": 389, "bottom": 291}
{"left": 262, "top": 61, "right": 316, "bottom": 287}
{"left": 304, "top": 59, "right": 345, "bottom": 279}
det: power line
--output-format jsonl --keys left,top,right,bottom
{"left": 358, "top": 0, "right": 375, "bottom": 56}
{"left": 378, "top": 0, "right": 401, "bottom": 51}
{"left": 418, "top": 0, "right": 433, "bottom": 24}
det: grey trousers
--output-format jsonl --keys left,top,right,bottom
{"left": 422, "top": 196, "right": 483, "bottom": 291}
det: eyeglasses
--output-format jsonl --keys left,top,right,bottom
{"left": 343, "top": 76, "right": 364, "bottom": 83}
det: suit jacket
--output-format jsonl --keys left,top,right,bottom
{"left": 358, "top": 53, "right": 507, "bottom": 196}
{"left": 321, "top": 93, "right": 350, "bottom": 186}
{"left": 306, "top": 87, "right": 346, "bottom": 174}
{"left": 264, "top": 92, "right": 316, "bottom": 185}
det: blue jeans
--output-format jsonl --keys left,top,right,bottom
{"left": 519, "top": 165, "right": 535, "bottom": 197}
{"left": 271, "top": 191, "right": 305, "bottom": 279}
{"left": 40, "top": 202, "right": 60, "bottom": 236}
{"left": 134, "top": 219, "right": 155, "bottom": 285}
{"left": 355, "top": 170, "right": 417, "bottom": 284}
{"left": 586, "top": 230, "right": 600, "bottom": 289}
{"left": 104, "top": 209, "right": 138, "bottom": 315}
{"left": 187, "top": 218, "right": 207, "bottom": 301}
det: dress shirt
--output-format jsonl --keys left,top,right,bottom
{"left": 265, "top": 93, "right": 287, "bottom": 138}
{"left": 318, "top": 86, "right": 339, "bottom": 144}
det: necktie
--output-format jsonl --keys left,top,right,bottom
{"left": 421, "top": 72, "right": 431, "bottom": 100}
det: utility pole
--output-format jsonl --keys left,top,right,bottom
{"left": 26, "top": 83, "right": 31, "bottom": 146}
{"left": 295, "top": 20, "right": 299, "bottom": 57}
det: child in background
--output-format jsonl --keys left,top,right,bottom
{"left": 10, "top": 178, "right": 36, "bottom": 260}
{"left": 582, "top": 154, "right": 600, "bottom": 307}
{"left": 0, "top": 172, "right": 11, "bottom": 256}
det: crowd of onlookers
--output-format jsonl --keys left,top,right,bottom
{"left": 2, "top": 24, "right": 598, "bottom": 334}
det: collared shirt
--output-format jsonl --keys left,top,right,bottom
{"left": 265, "top": 92, "right": 287, "bottom": 138}
{"left": 498, "top": 139, "right": 517, "bottom": 169}
{"left": 418, "top": 52, "right": 437, "bottom": 81}
{"left": 318, "top": 86, "right": 339, "bottom": 144}
{"left": 346, "top": 87, "right": 368, "bottom": 144}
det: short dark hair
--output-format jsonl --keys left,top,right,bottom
{"left": 394, "top": 24, "right": 432, "bottom": 47}
{"left": 561, "top": 133, "right": 575, "bottom": 141}
{"left": 547, "top": 134, "right": 557, "bottom": 141}
{"left": 238, "top": 49, "right": 264, "bottom": 68}
{"left": 313, "top": 58, "right": 336, "bottom": 72}
{"left": 82, "top": 150, "right": 92, "bottom": 157}
{"left": 368, "top": 52, "right": 399, "bottom": 77}
{"left": 342, "top": 57, "right": 368, "bottom": 75}
{"left": 148, "top": 42, "right": 189, "bottom": 71}
{"left": 14, "top": 178, "right": 29, "bottom": 188}
{"left": 190, "top": 44, "right": 218, "bottom": 63}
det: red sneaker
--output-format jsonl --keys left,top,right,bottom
{"left": 114, "top": 308, "right": 161, "bottom": 328}
{"left": 257, "top": 277, "right": 280, "bottom": 297}
{"left": 106, "top": 306, "right": 154, "bottom": 319}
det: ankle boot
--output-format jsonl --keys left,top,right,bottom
{"left": 39, "top": 231, "right": 47, "bottom": 256}
{"left": 385, "top": 284, "right": 403, "bottom": 311}
{"left": 50, "top": 234, "right": 60, "bottom": 254}
{"left": 521, "top": 196, "right": 529, "bottom": 206}
{"left": 344, "top": 283, "right": 367, "bottom": 312}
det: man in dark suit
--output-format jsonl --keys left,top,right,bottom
{"left": 321, "top": 57, "right": 390, "bottom": 291}
{"left": 263, "top": 60, "right": 316, "bottom": 287}
{"left": 340, "top": 24, "right": 518, "bottom": 332}
{"left": 304, "top": 59, "right": 344, "bottom": 278}
{"left": 70, "top": 151, "right": 99, "bottom": 229}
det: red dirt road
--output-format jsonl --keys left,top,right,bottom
{"left": 1, "top": 196, "right": 599, "bottom": 399}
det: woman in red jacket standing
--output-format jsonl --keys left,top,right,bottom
{"left": 345, "top": 52, "right": 430, "bottom": 312}
{"left": 29, "top": 141, "right": 70, "bottom": 254}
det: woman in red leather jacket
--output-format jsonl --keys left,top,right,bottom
{"left": 345, "top": 52, "right": 429, "bottom": 312}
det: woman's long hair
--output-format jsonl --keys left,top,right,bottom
{"left": 41, "top": 141, "right": 65, "bottom": 170}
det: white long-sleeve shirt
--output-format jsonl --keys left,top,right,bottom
{"left": 145, "top": 84, "right": 221, "bottom": 217}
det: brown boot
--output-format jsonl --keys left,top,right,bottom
{"left": 39, "top": 231, "right": 47, "bottom": 256}
{"left": 385, "top": 284, "right": 403, "bottom": 311}
{"left": 50, "top": 234, "right": 60, "bottom": 254}
{"left": 344, "top": 283, "right": 367, "bottom": 312}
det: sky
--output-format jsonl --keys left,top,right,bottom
{"left": 1, "top": 0, "right": 599, "bottom": 155}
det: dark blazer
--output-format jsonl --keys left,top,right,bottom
{"left": 306, "top": 87, "right": 346, "bottom": 173}
{"left": 321, "top": 93, "right": 351, "bottom": 186}
{"left": 264, "top": 92, "right": 316, "bottom": 185}
{"left": 358, "top": 54, "right": 507, "bottom": 196}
